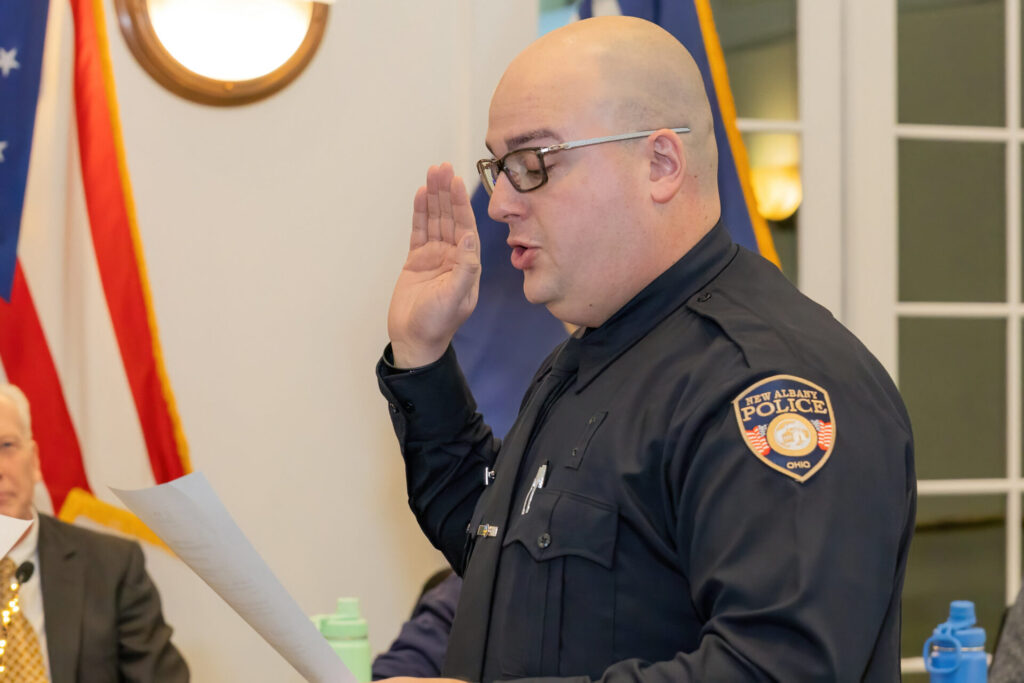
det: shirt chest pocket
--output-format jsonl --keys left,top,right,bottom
{"left": 492, "top": 488, "right": 619, "bottom": 678}
{"left": 503, "top": 487, "right": 617, "bottom": 566}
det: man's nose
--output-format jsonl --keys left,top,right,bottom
{"left": 487, "top": 172, "right": 526, "bottom": 223}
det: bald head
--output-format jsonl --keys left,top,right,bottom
{"left": 483, "top": 17, "right": 723, "bottom": 327}
{"left": 491, "top": 16, "right": 719, "bottom": 208}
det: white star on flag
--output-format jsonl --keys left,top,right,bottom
{"left": 0, "top": 48, "right": 19, "bottom": 77}
{"left": 0, "top": 141, "right": 7, "bottom": 162}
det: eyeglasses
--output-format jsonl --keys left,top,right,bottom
{"left": 476, "top": 127, "right": 690, "bottom": 195}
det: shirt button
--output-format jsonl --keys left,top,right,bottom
{"left": 388, "top": 403, "right": 398, "bottom": 414}
{"left": 537, "top": 533, "right": 551, "bottom": 549}
{"left": 697, "top": 292, "right": 712, "bottom": 302}
{"left": 403, "top": 400, "right": 416, "bottom": 413}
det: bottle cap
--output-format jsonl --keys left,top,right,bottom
{"left": 948, "top": 600, "right": 977, "bottom": 627}
{"left": 955, "top": 626, "right": 985, "bottom": 648}
{"left": 335, "top": 597, "right": 361, "bottom": 619}
{"left": 320, "top": 597, "right": 368, "bottom": 639}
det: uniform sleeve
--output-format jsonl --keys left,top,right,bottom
{"left": 664, "top": 379, "right": 914, "bottom": 681}
{"left": 377, "top": 344, "right": 502, "bottom": 573}
{"left": 116, "top": 542, "right": 190, "bottom": 682}
{"left": 501, "top": 375, "right": 915, "bottom": 683}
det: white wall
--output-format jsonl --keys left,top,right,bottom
{"left": 101, "top": 2, "right": 538, "bottom": 680}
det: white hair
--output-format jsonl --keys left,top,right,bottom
{"left": 0, "top": 384, "right": 32, "bottom": 438}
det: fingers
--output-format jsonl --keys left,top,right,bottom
{"left": 437, "top": 165, "right": 456, "bottom": 244}
{"left": 410, "top": 186, "right": 428, "bottom": 249}
{"left": 425, "top": 165, "right": 442, "bottom": 242}
{"left": 423, "top": 163, "right": 460, "bottom": 244}
{"left": 449, "top": 174, "right": 478, "bottom": 244}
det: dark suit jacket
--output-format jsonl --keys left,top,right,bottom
{"left": 37, "top": 514, "right": 189, "bottom": 683}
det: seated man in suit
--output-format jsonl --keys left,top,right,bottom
{"left": 0, "top": 383, "right": 188, "bottom": 682}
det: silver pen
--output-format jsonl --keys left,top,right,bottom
{"left": 521, "top": 461, "right": 548, "bottom": 515}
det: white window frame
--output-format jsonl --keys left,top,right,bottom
{"left": 841, "top": 0, "right": 1021, "bottom": 674}
{"left": 735, "top": 1, "right": 844, "bottom": 317}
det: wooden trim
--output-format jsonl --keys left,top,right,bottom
{"left": 113, "top": 0, "right": 328, "bottom": 106}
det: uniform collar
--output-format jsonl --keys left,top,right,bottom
{"left": 574, "top": 221, "right": 737, "bottom": 391}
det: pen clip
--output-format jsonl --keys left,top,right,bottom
{"left": 521, "top": 462, "right": 549, "bottom": 515}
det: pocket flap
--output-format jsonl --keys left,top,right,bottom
{"left": 502, "top": 488, "right": 617, "bottom": 569}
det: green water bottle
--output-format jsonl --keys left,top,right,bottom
{"left": 315, "top": 597, "right": 371, "bottom": 682}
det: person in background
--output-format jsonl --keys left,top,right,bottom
{"left": 372, "top": 569, "right": 462, "bottom": 680}
{"left": 991, "top": 587, "right": 1024, "bottom": 682}
{"left": 0, "top": 383, "right": 188, "bottom": 682}
{"left": 376, "top": 16, "right": 915, "bottom": 682}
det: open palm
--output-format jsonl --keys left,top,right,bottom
{"left": 387, "top": 163, "right": 482, "bottom": 368}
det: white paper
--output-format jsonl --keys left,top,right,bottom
{"left": 113, "top": 472, "right": 353, "bottom": 683}
{"left": 0, "top": 515, "right": 33, "bottom": 559}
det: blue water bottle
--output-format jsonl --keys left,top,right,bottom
{"left": 924, "top": 600, "right": 987, "bottom": 683}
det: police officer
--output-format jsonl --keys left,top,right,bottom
{"left": 377, "top": 16, "right": 915, "bottom": 683}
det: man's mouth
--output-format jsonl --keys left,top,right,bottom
{"left": 510, "top": 245, "right": 538, "bottom": 270}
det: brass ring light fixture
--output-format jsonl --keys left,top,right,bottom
{"left": 114, "top": 0, "right": 329, "bottom": 106}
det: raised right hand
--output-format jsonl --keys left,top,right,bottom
{"left": 387, "top": 163, "right": 482, "bottom": 368}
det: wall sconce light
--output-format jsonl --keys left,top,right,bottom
{"left": 115, "top": 0, "right": 329, "bottom": 106}
{"left": 749, "top": 164, "right": 803, "bottom": 222}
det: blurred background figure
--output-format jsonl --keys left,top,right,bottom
{"left": 371, "top": 569, "right": 462, "bottom": 680}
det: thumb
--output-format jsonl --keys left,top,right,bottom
{"left": 451, "top": 233, "right": 481, "bottom": 286}
{"left": 458, "top": 233, "right": 480, "bottom": 267}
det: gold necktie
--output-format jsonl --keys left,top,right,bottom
{"left": 0, "top": 558, "right": 46, "bottom": 682}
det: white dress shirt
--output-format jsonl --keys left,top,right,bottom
{"left": 5, "top": 509, "right": 51, "bottom": 681}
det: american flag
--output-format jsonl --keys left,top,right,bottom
{"left": 0, "top": 0, "right": 188, "bottom": 538}
{"left": 813, "top": 419, "right": 833, "bottom": 451}
{"left": 745, "top": 424, "right": 771, "bottom": 456}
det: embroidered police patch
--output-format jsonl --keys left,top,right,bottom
{"left": 733, "top": 375, "right": 835, "bottom": 483}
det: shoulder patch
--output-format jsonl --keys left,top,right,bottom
{"left": 732, "top": 374, "right": 835, "bottom": 483}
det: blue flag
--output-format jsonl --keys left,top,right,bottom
{"left": 0, "top": 0, "right": 50, "bottom": 301}
{"left": 452, "top": 188, "right": 567, "bottom": 439}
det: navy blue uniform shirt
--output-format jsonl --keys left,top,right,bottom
{"left": 378, "top": 223, "right": 916, "bottom": 682}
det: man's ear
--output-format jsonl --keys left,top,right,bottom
{"left": 648, "top": 129, "right": 686, "bottom": 204}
